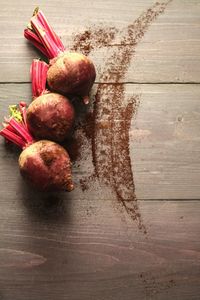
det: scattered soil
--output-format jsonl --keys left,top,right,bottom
{"left": 72, "top": 27, "right": 118, "bottom": 55}
{"left": 71, "top": 1, "right": 172, "bottom": 232}
{"left": 139, "top": 273, "right": 176, "bottom": 297}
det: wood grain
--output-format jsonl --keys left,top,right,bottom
{"left": 0, "top": 84, "right": 199, "bottom": 200}
{"left": 0, "top": 198, "right": 199, "bottom": 300}
{"left": 0, "top": 1, "right": 200, "bottom": 299}
{"left": 0, "top": 0, "right": 200, "bottom": 82}
{"left": 130, "top": 84, "right": 200, "bottom": 199}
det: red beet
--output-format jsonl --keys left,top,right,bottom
{"left": 48, "top": 52, "right": 96, "bottom": 102}
{"left": 24, "top": 8, "right": 96, "bottom": 104}
{"left": 0, "top": 104, "right": 74, "bottom": 191}
{"left": 27, "top": 60, "right": 75, "bottom": 142}
{"left": 19, "top": 140, "right": 73, "bottom": 191}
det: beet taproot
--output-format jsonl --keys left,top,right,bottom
{"left": 27, "top": 92, "right": 74, "bottom": 142}
{"left": 0, "top": 103, "right": 74, "bottom": 191}
{"left": 24, "top": 8, "right": 96, "bottom": 104}
{"left": 47, "top": 52, "right": 96, "bottom": 102}
{"left": 19, "top": 140, "right": 73, "bottom": 191}
{"left": 27, "top": 59, "right": 75, "bottom": 142}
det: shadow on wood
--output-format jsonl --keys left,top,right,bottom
{"left": 18, "top": 180, "right": 72, "bottom": 223}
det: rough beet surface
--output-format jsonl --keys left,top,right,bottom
{"left": 26, "top": 93, "right": 75, "bottom": 142}
{"left": 47, "top": 52, "right": 96, "bottom": 99}
{"left": 19, "top": 140, "right": 74, "bottom": 191}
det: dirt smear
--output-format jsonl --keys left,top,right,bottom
{"left": 72, "top": 1, "right": 172, "bottom": 232}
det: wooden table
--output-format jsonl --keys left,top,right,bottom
{"left": 0, "top": 0, "right": 200, "bottom": 299}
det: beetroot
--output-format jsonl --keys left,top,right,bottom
{"left": 19, "top": 140, "right": 73, "bottom": 191}
{"left": 0, "top": 103, "right": 73, "bottom": 191}
{"left": 47, "top": 52, "right": 96, "bottom": 102}
{"left": 24, "top": 8, "right": 96, "bottom": 104}
{"left": 27, "top": 59, "right": 75, "bottom": 142}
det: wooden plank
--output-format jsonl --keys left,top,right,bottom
{"left": 0, "top": 199, "right": 199, "bottom": 300}
{"left": 0, "top": 84, "right": 200, "bottom": 200}
{"left": 130, "top": 83, "right": 200, "bottom": 199}
{"left": 0, "top": 0, "right": 200, "bottom": 82}
{"left": 0, "top": 1, "right": 199, "bottom": 300}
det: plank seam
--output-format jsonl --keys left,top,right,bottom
{"left": 1, "top": 82, "right": 200, "bottom": 85}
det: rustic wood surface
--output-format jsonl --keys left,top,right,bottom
{"left": 0, "top": 0, "right": 200, "bottom": 83}
{"left": 0, "top": 0, "right": 200, "bottom": 299}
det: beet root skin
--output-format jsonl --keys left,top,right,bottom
{"left": 47, "top": 52, "right": 96, "bottom": 98}
{"left": 26, "top": 93, "right": 75, "bottom": 142}
{"left": 19, "top": 140, "right": 74, "bottom": 191}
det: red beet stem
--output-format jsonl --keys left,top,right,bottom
{"left": 19, "top": 102, "right": 28, "bottom": 129}
{"left": 34, "top": 9, "right": 65, "bottom": 51}
{"left": 0, "top": 104, "right": 34, "bottom": 149}
{"left": 7, "top": 118, "right": 34, "bottom": 145}
{"left": 3, "top": 123, "right": 17, "bottom": 133}
{"left": 24, "top": 8, "right": 65, "bottom": 59}
{"left": 0, "top": 127, "right": 26, "bottom": 149}
{"left": 31, "top": 59, "right": 49, "bottom": 98}
{"left": 24, "top": 28, "right": 49, "bottom": 57}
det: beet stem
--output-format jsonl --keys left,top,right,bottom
{"left": 2, "top": 123, "right": 16, "bottom": 133}
{"left": 0, "top": 127, "right": 26, "bottom": 149}
{"left": 1, "top": 101, "right": 35, "bottom": 149}
{"left": 19, "top": 102, "right": 28, "bottom": 129}
{"left": 8, "top": 118, "right": 34, "bottom": 145}
{"left": 25, "top": 8, "right": 65, "bottom": 59}
{"left": 24, "top": 28, "right": 49, "bottom": 57}
{"left": 36, "top": 9, "right": 65, "bottom": 51}
{"left": 0, "top": 103, "right": 35, "bottom": 149}
{"left": 31, "top": 59, "right": 49, "bottom": 99}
